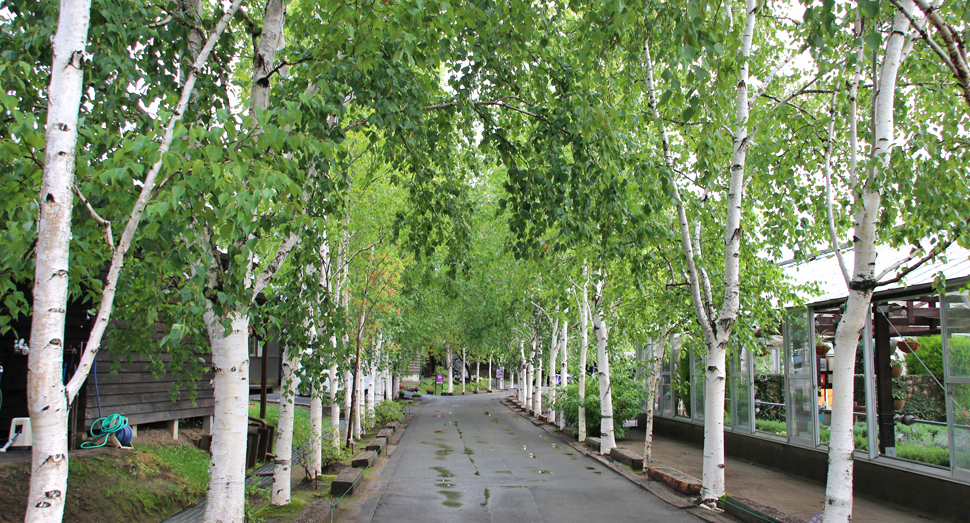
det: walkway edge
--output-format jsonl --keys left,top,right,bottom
{"left": 500, "top": 396, "right": 738, "bottom": 523}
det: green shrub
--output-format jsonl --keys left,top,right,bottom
{"left": 373, "top": 399, "right": 404, "bottom": 427}
{"left": 550, "top": 355, "right": 648, "bottom": 439}
{"left": 905, "top": 335, "right": 944, "bottom": 381}
{"left": 755, "top": 419, "right": 786, "bottom": 435}
{"left": 897, "top": 442, "right": 950, "bottom": 466}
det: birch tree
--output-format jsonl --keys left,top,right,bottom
{"left": 12, "top": 2, "right": 241, "bottom": 520}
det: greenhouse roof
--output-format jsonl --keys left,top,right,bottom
{"left": 782, "top": 244, "right": 970, "bottom": 305}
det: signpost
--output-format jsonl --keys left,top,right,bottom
{"left": 435, "top": 373, "right": 444, "bottom": 395}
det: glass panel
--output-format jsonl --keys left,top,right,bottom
{"left": 660, "top": 343, "right": 673, "bottom": 417}
{"left": 790, "top": 378, "right": 816, "bottom": 442}
{"left": 735, "top": 349, "right": 752, "bottom": 431}
{"left": 788, "top": 309, "right": 812, "bottom": 375}
{"left": 944, "top": 291, "right": 970, "bottom": 377}
{"left": 945, "top": 291, "right": 970, "bottom": 475}
{"left": 950, "top": 384, "right": 970, "bottom": 471}
{"left": 692, "top": 342, "right": 705, "bottom": 423}
{"left": 725, "top": 361, "right": 733, "bottom": 428}
{"left": 672, "top": 337, "right": 689, "bottom": 418}
{"left": 755, "top": 335, "right": 786, "bottom": 435}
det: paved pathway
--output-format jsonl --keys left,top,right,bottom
{"left": 350, "top": 393, "right": 697, "bottom": 523}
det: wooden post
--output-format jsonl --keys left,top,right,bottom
{"left": 259, "top": 339, "right": 268, "bottom": 420}
{"left": 874, "top": 305, "right": 896, "bottom": 455}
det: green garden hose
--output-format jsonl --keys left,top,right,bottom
{"left": 81, "top": 413, "right": 130, "bottom": 449}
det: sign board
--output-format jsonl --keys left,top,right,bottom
{"left": 435, "top": 374, "right": 444, "bottom": 384}
{"left": 495, "top": 368, "right": 504, "bottom": 378}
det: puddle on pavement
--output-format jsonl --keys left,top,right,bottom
{"left": 526, "top": 453, "right": 537, "bottom": 459}
{"left": 521, "top": 445, "right": 527, "bottom": 451}
{"left": 500, "top": 485, "right": 527, "bottom": 489}
{"left": 494, "top": 470, "right": 512, "bottom": 474}
{"left": 434, "top": 430, "right": 444, "bottom": 433}
{"left": 423, "top": 443, "right": 453, "bottom": 460}
{"left": 535, "top": 470, "right": 554, "bottom": 474}
{"left": 551, "top": 444, "right": 561, "bottom": 449}
{"left": 431, "top": 466, "right": 454, "bottom": 478}
{"left": 481, "top": 487, "right": 491, "bottom": 507}
{"left": 539, "top": 435, "right": 547, "bottom": 440}
{"left": 439, "top": 490, "right": 462, "bottom": 508}
{"left": 436, "top": 482, "right": 455, "bottom": 488}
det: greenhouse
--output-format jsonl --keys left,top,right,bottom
{"left": 649, "top": 245, "right": 970, "bottom": 512}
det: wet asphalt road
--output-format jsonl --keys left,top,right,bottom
{"left": 353, "top": 393, "right": 697, "bottom": 523}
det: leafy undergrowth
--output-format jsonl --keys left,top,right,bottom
{"left": 0, "top": 440, "right": 209, "bottom": 523}
{"left": 254, "top": 476, "right": 336, "bottom": 521}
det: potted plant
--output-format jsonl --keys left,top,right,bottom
{"left": 896, "top": 337, "right": 921, "bottom": 354}
{"left": 815, "top": 334, "right": 832, "bottom": 357}
{"left": 890, "top": 358, "right": 903, "bottom": 378}
{"left": 892, "top": 389, "right": 907, "bottom": 411}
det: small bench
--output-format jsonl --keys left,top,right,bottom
{"left": 351, "top": 450, "right": 377, "bottom": 468}
{"left": 376, "top": 428, "right": 393, "bottom": 439}
{"left": 610, "top": 447, "right": 645, "bottom": 470}
{"left": 366, "top": 437, "right": 387, "bottom": 455}
{"left": 384, "top": 421, "right": 399, "bottom": 431}
{"left": 647, "top": 466, "right": 701, "bottom": 496}
{"left": 402, "top": 390, "right": 414, "bottom": 399}
{"left": 331, "top": 468, "right": 364, "bottom": 496}
{"left": 584, "top": 437, "right": 602, "bottom": 451}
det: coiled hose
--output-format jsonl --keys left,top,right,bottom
{"left": 81, "top": 413, "right": 131, "bottom": 449}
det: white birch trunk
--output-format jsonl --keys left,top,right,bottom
{"left": 25, "top": 2, "right": 92, "bottom": 520}
{"left": 488, "top": 356, "right": 493, "bottom": 390}
{"left": 591, "top": 279, "right": 616, "bottom": 454}
{"left": 385, "top": 369, "right": 393, "bottom": 401}
{"left": 343, "top": 366, "right": 352, "bottom": 440}
{"left": 526, "top": 344, "right": 534, "bottom": 408}
{"left": 548, "top": 320, "right": 559, "bottom": 423}
{"left": 309, "top": 392, "right": 322, "bottom": 478}
{"left": 27, "top": 1, "right": 248, "bottom": 519}
{"left": 447, "top": 346, "right": 454, "bottom": 394}
{"left": 329, "top": 364, "right": 340, "bottom": 448}
{"left": 823, "top": 6, "right": 912, "bottom": 522}
{"left": 643, "top": 338, "right": 667, "bottom": 471}
{"left": 578, "top": 278, "right": 590, "bottom": 442}
{"left": 367, "top": 359, "right": 377, "bottom": 426}
{"left": 533, "top": 342, "right": 543, "bottom": 416}
{"left": 462, "top": 347, "right": 467, "bottom": 394}
{"left": 559, "top": 318, "right": 568, "bottom": 430}
{"left": 641, "top": 0, "right": 755, "bottom": 498}
{"left": 271, "top": 344, "right": 298, "bottom": 505}
{"left": 353, "top": 366, "right": 363, "bottom": 438}
{"left": 476, "top": 360, "right": 480, "bottom": 391}
{"left": 203, "top": 311, "right": 250, "bottom": 523}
